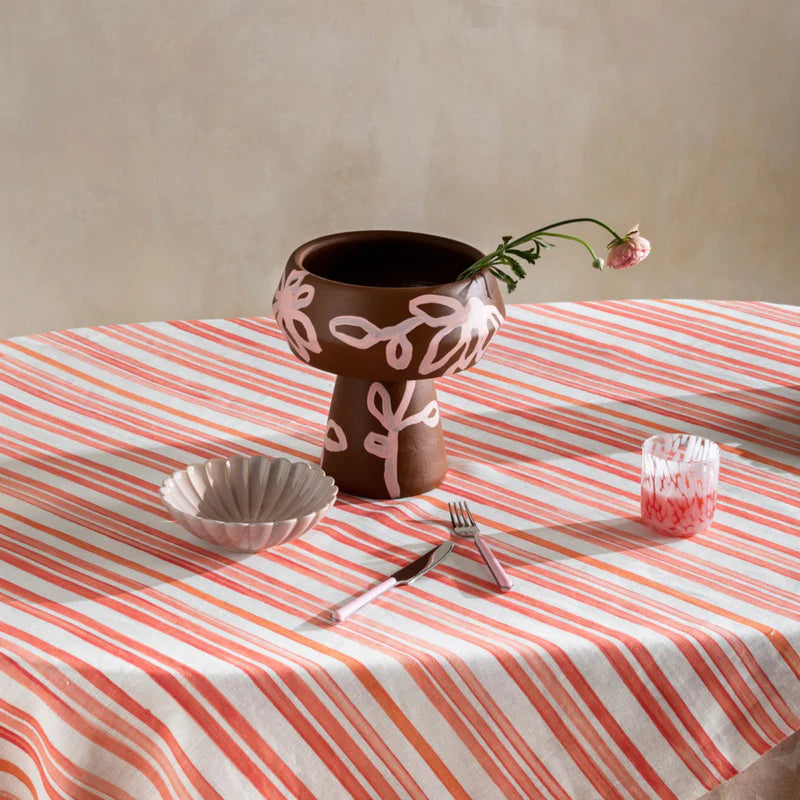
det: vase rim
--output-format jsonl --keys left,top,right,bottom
{"left": 287, "top": 229, "right": 488, "bottom": 292}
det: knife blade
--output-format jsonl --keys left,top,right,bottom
{"left": 330, "top": 541, "right": 454, "bottom": 623}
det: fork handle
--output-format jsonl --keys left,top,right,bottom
{"left": 474, "top": 535, "right": 513, "bottom": 592}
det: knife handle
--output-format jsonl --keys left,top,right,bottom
{"left": 330, "top": 577, "right": 397, "bottom": 623}
{"left": 474, "top": 535, "right": 513, "bottom": 592}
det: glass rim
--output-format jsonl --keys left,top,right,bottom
{"left": 642, "top": 433, "right": 720, "bottom": 465}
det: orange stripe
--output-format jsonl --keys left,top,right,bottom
{"left": 0, "top": 498, "right": 429, "bottom": 800}
{"left": 295, "top": 502, "right": 710, "bottom": 793}
{"left": 0, "top": 466, "right": 592, "bottom": 796}
{"left": 447, "top": 471, "right": 800, "bottom": 679}
{"left": 528, "top": 303, "right": 796, "bottom": 386}
{"left": 0, "top": 434, "right": 756, "bottom": 792}
{"left": 615, "top": 300, "right": 800, "bottom": 363}
{"left": 0, "top": 577, "right": 312, "bottom": 800}
{"left": 0, "top": 753, "right": 46, "bottom": 799}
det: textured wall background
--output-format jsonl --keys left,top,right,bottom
{"left": 1, "top": 1, "right": 798, "bottom": 338}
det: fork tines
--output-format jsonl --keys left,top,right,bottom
{"left": 448, "top": 500, "right": 476, "bottom": 529}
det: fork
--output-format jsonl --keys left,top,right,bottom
{"left": 448, "top": 501, "right": 513, "bottom": 592}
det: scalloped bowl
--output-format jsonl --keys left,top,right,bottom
{"left": 159, "top": 455, "right": 337, "bottom": 552}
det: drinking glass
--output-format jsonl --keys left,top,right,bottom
{"left": 641, "top": 433, "right": 720, "bottom": 537}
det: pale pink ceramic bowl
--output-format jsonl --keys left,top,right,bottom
{"left": 159, "top": 455, "right": 337, "bottom": 552}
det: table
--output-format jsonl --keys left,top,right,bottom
{"left": 1, "top": 300, "right": 799, "bottom": 799}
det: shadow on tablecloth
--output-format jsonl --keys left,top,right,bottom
{"left": 445, "top": 384, "right": 800, "bottom": 477}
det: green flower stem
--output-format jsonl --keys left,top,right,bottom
{"left": 488, "top": 218, "right": 623, "bottom": 255}
{"left": 529, "top": 217, "right": 624, "bottom": 241}
{"left": 536, "top": 231, "right": 600, "bottom": 261}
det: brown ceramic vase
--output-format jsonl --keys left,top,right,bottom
{"left": 272, "top": 231, "right": 506, "bottom": 499}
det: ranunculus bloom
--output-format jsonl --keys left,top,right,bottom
{"left": 607, "top": 227, "right": 651, "bottom": 270}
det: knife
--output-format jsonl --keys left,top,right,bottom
{"left": 330, "top": 541, "right": 454, "bottom": 623}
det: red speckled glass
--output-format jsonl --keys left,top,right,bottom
{"left": 641, "top": 433, "right": 720, "bottom": 537}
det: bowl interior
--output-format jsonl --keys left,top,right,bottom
{"left": 162, "top": 456, "right": 336, "bottom": 524}
{"left": 299, "top": 231, "right": 480, "bottom": 288}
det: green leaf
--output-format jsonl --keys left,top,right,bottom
{"left": 498, "top": 255, "right": 524, "bottom": 275}
{"left": 502, "top": 256, "right": 526, "bottom": 279}
{"left": 489, "top": 266, "right": 517, "bottom": 292}
{"left": 507, "top": 248, "right": 541, "bottom": 264}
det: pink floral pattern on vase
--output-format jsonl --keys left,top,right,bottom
{"left": 329, "top": 294, "right": 503, "bottom": 375}
{"left": 410, "top": 295, "right": 504, "bottom": 375}
{"left": 364, "top": 381, "right": 440, "bottom": 498}
{"left": 323, "top": 419, "right": 348, "bottom": 452}
{"left": 272, "top": 269, "right": 322, "bottom": 362}
{"left": 328, "top": 315, "right": 420, "bottom": 369}
{"left": 641, "top": 433, "right": 720, "bottom": 537}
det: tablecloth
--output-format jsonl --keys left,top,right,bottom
{"left": 1, "top": 300, "right": 799, "bottom": 800}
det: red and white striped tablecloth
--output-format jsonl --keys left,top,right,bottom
{"left": 1, "top": 300, "right": 799, "bottom": 800}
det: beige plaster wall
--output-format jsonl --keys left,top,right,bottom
{"left": 1, "top": 1, "right": 798, "bottom": 339}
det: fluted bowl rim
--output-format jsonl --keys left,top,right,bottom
{"left": 159, "top": 455, "right": 337, "bottom": 551}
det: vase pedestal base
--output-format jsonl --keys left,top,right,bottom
{"left": 320, "top": 376, "right": 447, "bottom": 499}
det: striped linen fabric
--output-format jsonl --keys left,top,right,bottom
{"left": 0, "top": 299, "right": 799, "bottom": 800}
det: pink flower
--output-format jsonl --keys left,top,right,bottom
{"left": 606, "top": 226, "right": 651, "bottom": 270}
